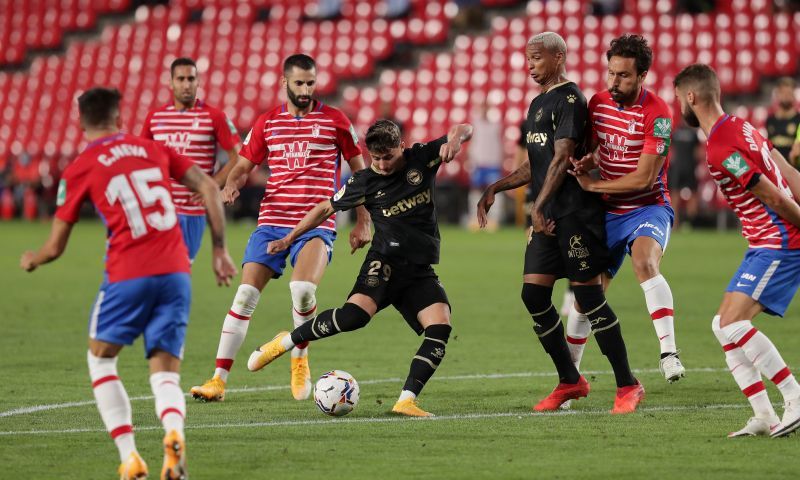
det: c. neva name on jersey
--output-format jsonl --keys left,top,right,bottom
{"left": 98, "top": 144, "right": 147, "bottom": 167}
{"left": 381, "top": 188, "right": 432, "bottom": 217}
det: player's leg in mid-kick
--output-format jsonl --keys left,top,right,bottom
{"left": 287, "top": 236, "right": 332, "bottom": 400}
{"left": 191, "top": 225, "right": 289, "bottom": 402}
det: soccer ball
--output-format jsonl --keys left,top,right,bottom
{"left": 313, "top": 370, "right": 360, "bottom": 417}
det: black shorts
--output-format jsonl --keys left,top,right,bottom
{"left": 348, "top": 251, "right": 450, "bottom": 335}
{"left": 523, "top": 212, "right": 609, "bottom": 282}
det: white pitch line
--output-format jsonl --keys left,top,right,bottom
{"left": 0, "top": 367, "right": 726, "bottom": 419}
{"left": 0, "top": 402, "right": 755, "bottom": 436}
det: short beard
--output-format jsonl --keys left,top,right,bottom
{"left": 287, "top": 88, "right": 311, "bottom": 109}
{"left": 682, "top": 107, "right": 700, "bottom": 128}
{"left": 779, "top": 100, "right": 795, "bottom": 111}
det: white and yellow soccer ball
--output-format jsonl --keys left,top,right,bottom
{"left": 313, "top": 370, "right": 360, "bottom": 417}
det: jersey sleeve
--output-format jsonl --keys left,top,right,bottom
{"left": 239, "top": 115, "right": 268, "bottom": 165}
{"left": 54, "top": 162, "right": 90, "bottom": 224}
{"left": 553, "top": 94, "right": 588, "bottom": 142}
{"left": 334, "top": 114, "right": 362, "bottom": 162}
{"left": 411, "top": 135, "right": 448, "bottom": 171}
{"left": 642, "top": 102, "right": 672, "bottom": 157}
{"left": 330, "top": 170, "right": 367, "bottom": 211}
{"left": 710, "top": 145, "right": 762, "bottom": 190}
{"left": 140, "top": 110, "right": 155, "bottom": 140}
{"left": 211, "top": 108, "right": 240, "bottom": 151}
{"left": 162, "top": 144, "right": 196, "bottom": 181}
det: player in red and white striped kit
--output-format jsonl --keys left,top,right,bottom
{"left": 141, "top": 57, "right": 241, "bottom": 261}
{"left": 190, "top": 54, "right": 371, "bottom": 403}
{"left": 20, "top": 88, "right": 236, "bottom": 479}
{"left": 568, "top": 35, "right": 684, "bottom": 383}
{"left": 675, "top": 64, "right": 800, "bottom": 438}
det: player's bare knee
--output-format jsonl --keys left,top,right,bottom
{"left": 418, "top": 302, "right": 451, "bottom": 327}
{"left": 289, "top": 280, "right": 317, "bottom": 311}
{"left": 632, "top": 256, "right": 659, "bottom": 281}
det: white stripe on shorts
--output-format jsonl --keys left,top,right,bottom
{"left": 89, "top": 290, "right": 105, "bottom": 339}
{"left": 752, "top": 260, "right": 780, "bottom": 301}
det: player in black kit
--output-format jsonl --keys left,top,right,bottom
{"left": 477, "top": 31, "right": 643, "bottom": 414}
{"left": 247, "top": 119, "right": 473, "bottom": 417}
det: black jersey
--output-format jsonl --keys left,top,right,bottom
{"left": 523, "top": 81, "right": 603, "bottom": 219}
{"left": 331, "top": 136, "right": 447, "bottom": 264}
{"left": 766, "top": 112, "right": 800, "bottom": 161}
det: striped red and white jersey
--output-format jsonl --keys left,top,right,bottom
{"left": 239, "top": 101, "right": 361, "bottom": 231}
{"left": 706, "top": 114, "right": 800, "bottom": 250}
{"left": 141, "top": 100, "right": 239, "bottom": 216}
{"left": 589, "top": 89, "right": 672, "bottom": 214}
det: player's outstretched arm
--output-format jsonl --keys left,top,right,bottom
{"left": 181, "top": 165, "right": 237, "bottom": 286}
{"left": 20, "top": 218, "right": 74, "bottom": 272}
{"left": 267, "top": 200, "right": 336, "bottom": 254}
{"left": 345, "top": 154, "right": 372, "bottom": 254}
{"left": 770, "top": 148, "right": 800, "bottom": 202}
{"left": 440, "top": 123, "right": 474, "bottom": 162}
{"left": 749, "top": 174, "right": 800, "bottom": 229}
{"left": 220, "top": 155, "right": 257, "bottom": 205}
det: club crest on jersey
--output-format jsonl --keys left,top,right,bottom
{"left": 312, "top": 124, "right": 320, "bottom": 137}
{"left": 628, "top": 119, "right": 637, "bottom": 134}
{"left": 192, "top": 118, "right": 200, "bottom": 130}
{"left": 722, "top": 152, "right": 750, "bottom": 178}
{"left": 654, "top": 117, "right": 672, "bottom": 139}
{"left": 535, "top": 108, "right": 543, "bottom": 122}
{"left": 165, "top": 132, "right": 191, "bottom": 154}
{"left": 406, "top": 169, "right": 423, "bottom": 185}
{"left": 566, "top": 94, "right": 577, "bottom": 104}
{"left": 283, "top": 141, "right": 311, "bottom": 169}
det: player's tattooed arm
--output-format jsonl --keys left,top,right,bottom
{"left": 477, "top": 160, "right": 531, "bottom": 228}
{"left": 532, "top": 137, "right": 577, "bottom": 234}
{"left": 20, "top": 218, "right": 74, "bottom": 272}
{"left": 267, "top": 200, "right": 336, "bottom": 254}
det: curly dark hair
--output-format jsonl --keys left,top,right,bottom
{"left": 606, "top": 34, "right": 652, "bottom": 75}
{"left": 365, "top": 119, "right": 402, "bottom": 154}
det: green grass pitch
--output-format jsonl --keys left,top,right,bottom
{"left": 1, "top": 221, "right": 799, "bottom": 479}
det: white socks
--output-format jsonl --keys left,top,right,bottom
{"left": 641, "top": 274, "right": 677, "bottom": 354}
{"left": 87, "top": 351, "right": 136, "bottom": 462}
{"left": 721, "top": 319, "right": 800, "bottom": 401}
{"left": 214, "top": 284, "right": 260, "bottom": 382}
{"left": 398, "top": 390, "right": 416, "bottom": 402}
{"left": 290, "top": 281, "right": 317, "bottom": 356}
{"left": 150, "top": 371, "right": 185, "bottom": 436}
{"left": 565, "top": 304, "right": 590, "bottom": 369}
